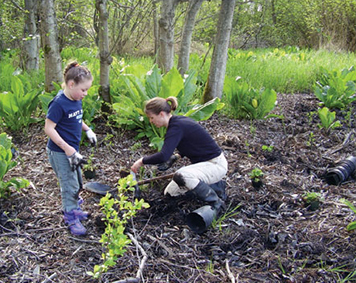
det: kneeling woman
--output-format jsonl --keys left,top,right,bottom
{"left": 131, "top": 96, "right": 228, "bottom": 211}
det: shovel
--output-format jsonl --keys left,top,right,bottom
{"left": 83, "top": 172, "right": 174, "bottom": 197}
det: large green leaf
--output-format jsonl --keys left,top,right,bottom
{"left": 112, "top": 97, "right": 143, "bottom": 129}
{"left": 120, "top": 75, "right": 144, "bottom": 104}
{"left": 185, "top": 98, "right": 224, "bottom": 121}
{"left": 159, "top": 67, "right": 184, "bottom": 99}
{"left": 7, "top": 177, "right": 29, "bottom": 189}
{"left": 0, "top": 159, "right": 7, "bottom": 180}
{"left": 0, "top": 133, "right": 12, "bottom": 150}
{"left": 11, "top": 76, "right": 24, "bottom": 97}
{"left": 258, "top": 88, "right": 277, "bottom": 118}
{"left": 39, "top": 93, "right": 56, "bottom": 114}
{"left": 177, "top": 70, "right": 198, "bottom": 113}
{"left": 0, "top": 92, "right": 19, "bottom": 114}
{"left": 145, "top": 64, "right": 161, "bottom": 98}
{"left": 347, "top": 221, "right": 356, "bottom": 231}
{"left": 122, "top": 64, "right": 147, "bottom": 79}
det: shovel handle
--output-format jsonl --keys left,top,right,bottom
{"left": 84, "top": 172, "right": 175, "bottom": 195}
{"left": 137, "top": 173, "right": 174, "bottom": 185}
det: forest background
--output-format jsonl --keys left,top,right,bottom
{"left": 2, "top": 0, "right": 356, "bottom": 92}
{"left": 1, "top": 0, "right": 356, "bottom": 146}
{"left": 1, "top": 0, "right": 356, "bottom": 132}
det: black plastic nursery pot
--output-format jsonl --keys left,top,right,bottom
{"left": 306, "top": 200, "right": 320, "bottom": 211}
{"left": 186, "top": 205, "right": 217, "bottom": 234}
{"left": 325, "top": 156, "right": 356, "bottom": 185}
{"left": 84, "top": 169, "right": 96, "bottom": 179}
{"left": 252, "top": 179, "right": 263, "bottom": 188}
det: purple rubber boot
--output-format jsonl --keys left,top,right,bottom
{"left": 63, "top": 210, "right": 87, "bottom": 236}
{"left": 73, "top": 198, "right": 90, "bottom": 221}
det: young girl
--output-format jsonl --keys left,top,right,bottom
{"left": 45, "top": 62, "right": 97, "bottom": 236}
{"left": 131, "top": 96, "right": 228, "bottom": 212}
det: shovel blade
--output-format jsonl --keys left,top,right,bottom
{"left": 84, "top": 182, "right": 111, "bottom": 195}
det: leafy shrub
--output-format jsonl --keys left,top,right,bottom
{"left": 38, "top": 82, "right": 62, "bottom": 114}
{"left": 110, "top": 64, "right": 223, "bottom": 150}
{"left": 61, "top": 46, "right": 98, "bottom": 66}
{"left": 0, "top": 133, "right": 29, "bottom": 198}
{"left": 314, "top": 66, "right": 356, "bottom": 109}
{"left": 0, "top": 76, "right": 41, "bottom": 131}
{"left": 0, "top": 59, "right": 44, "bottom": 94}
{"left": 83, "top": 85, "right": 103, "bottom": 127}
{"left": 223, "top": 77, "right": 277, "bottom": 120}
{"left": 88, "top": 174, "right": 149, "bottom": 279}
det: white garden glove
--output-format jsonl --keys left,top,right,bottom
{"left": 68, "top": 152, "right": 87, "bottom": 171}
{"left": 86, "top": 129, "right": 97, "bottom": 146}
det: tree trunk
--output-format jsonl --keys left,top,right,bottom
{"left": 23, "top": 0, "right": 39, "bottom": 71}
{"left": 95, "top": 0, "right": 113, "bottom": 108}
{"left": 177, "top": 0, "right": 203, "bottom": 76}
{"left": 271, "top": 0, "right": 277, "bottom": 25}
{"left": 202, "top": 0, "right": 236, "bottom": 102}
{"left": 158, "top": 0, "right": 180, "bottom": 73}
{"left": 0, "top": 15, "right": 3, "bottom": 54}
{"left": 38, "top": 0, "right": 62, "bottom": 92}
{"left": 153, "top": 0, "right": 159, "bottom": 60}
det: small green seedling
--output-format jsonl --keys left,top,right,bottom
{"left": 212, "top": 204, "right": 241, "bottom": 231}
{"left": 318, "top": 107, "right": 342, "bottom": 132}
{"left": 307, "top": 132, "right": 315, "bottom": 147}
{"left": 302, "top": 192, "right": 321, "bottom": 203}
{"left": 302, "top": 192, "right": 322, "bottom": 211}
{"left": 262, "top": 145, "right": 274, "bottom": 152}
{"left": 130, "top": 142, "right": 142, "bottom": 151}
{"left": 83, "top": 147, "right": 96, "bottom": 171}
{"left": 249, "top": 168, "right": 264, "bottom": 188}
{"left": 83, "top": 147, "right": 97, "bottom": 179}
{"left": 248, "top": 168, "right": 264, "bottom": 182}
{"left": 245, "top": 140, "right": 252, "bottom": 157}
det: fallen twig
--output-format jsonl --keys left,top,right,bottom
{"left": 128, "top": 232, "right": 148, "bottom": 280}
{"left": 68, "top": 236, "right": 101, "bottom": 244}
{"left": 147, "top": 234, "right": 174, "bottom": 258}
{"left": 41, "top": 272, "right": 57, "bottom": 283}
{"left": 226, "top": 259, "right": 235, "bottom": 283}
{"left": 111, "top": 232, "right": 148, "bottom": 283}
{"left": 323, "top": 130, "right": 355, "bottom": 156}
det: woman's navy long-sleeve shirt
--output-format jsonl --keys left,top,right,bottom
{"left": 143, "top": 115, "right": 221, "bottom": 165}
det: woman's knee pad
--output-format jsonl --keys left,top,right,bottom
{"left": 173, "top": 172, "right": 185, "bottom": 187}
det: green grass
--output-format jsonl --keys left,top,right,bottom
{"left": 3, "top": 45, "right": 356, "bottom": 99}
{"left": 186, "top": 47, "right": 356, "bottom": 95}
{"left": 222, "top": 48, "right": 356, "bottom": 94}
{"left": 59, "top": 46, "right": 356, "bottom": 95}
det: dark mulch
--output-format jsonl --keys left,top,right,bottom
{"left": 1, "top": 93, "right": 356, "bottom": 283}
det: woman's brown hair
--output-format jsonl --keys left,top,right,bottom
{"left": 144, "top": 96, "right": 178, "bottom": 115}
